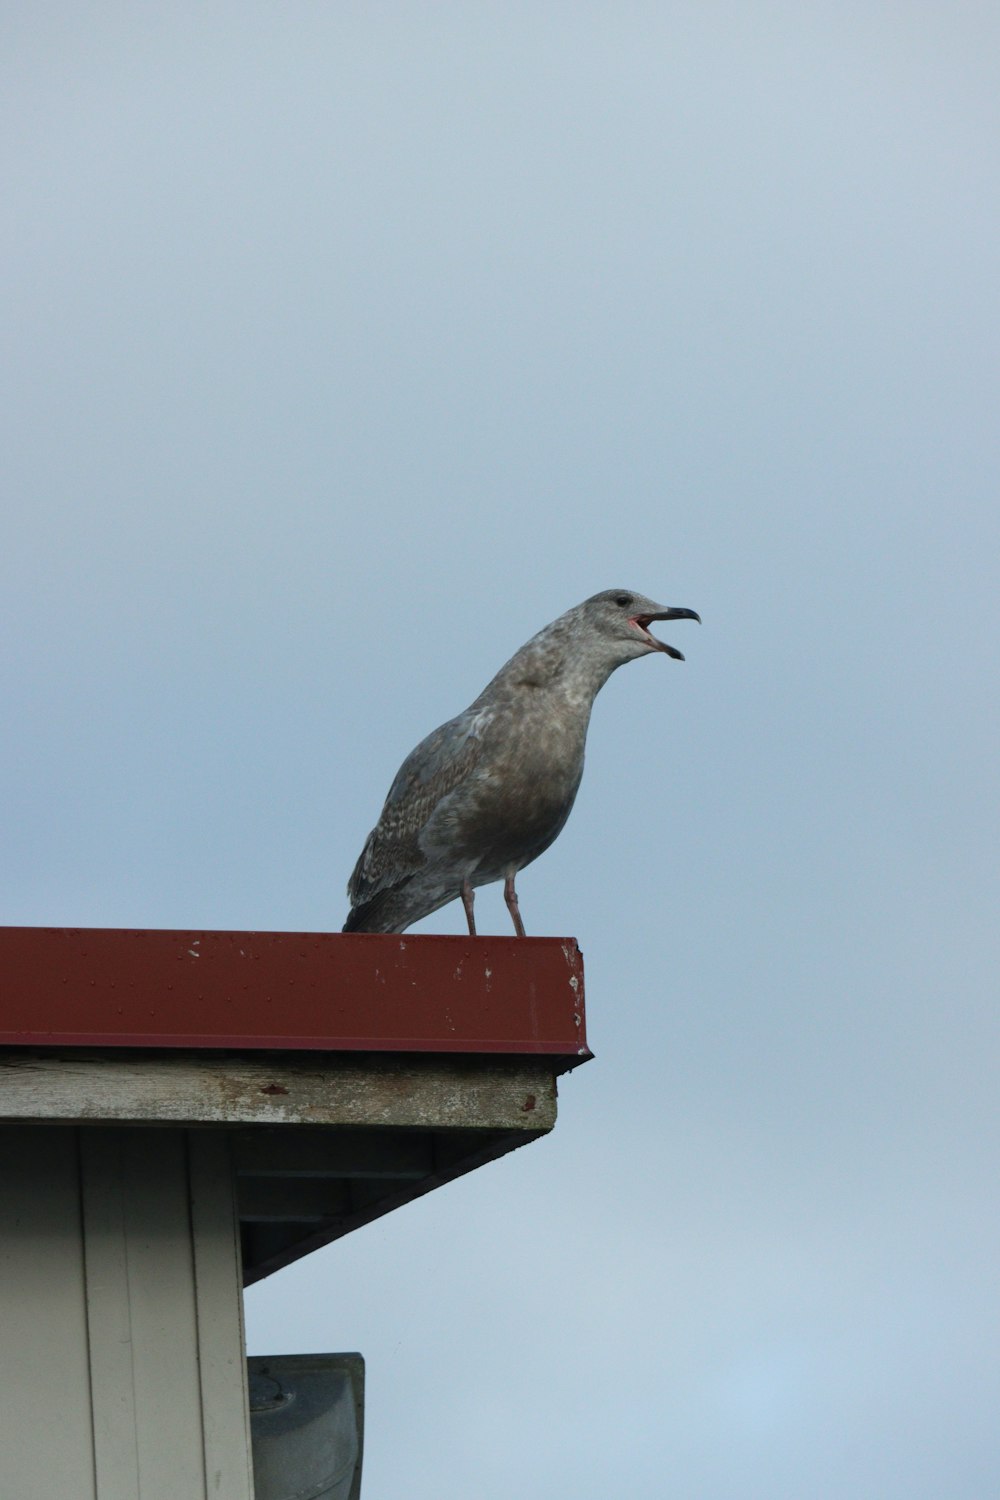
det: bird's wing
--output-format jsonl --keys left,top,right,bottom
{"left": 346, "top": 706, "right": 491, "bottom": 905}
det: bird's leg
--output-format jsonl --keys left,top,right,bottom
{"left": 461, "top": 877, "right": 477, "bottom": 937}
{"left": 504, "top": 872, "right": 526, "bottom": 938}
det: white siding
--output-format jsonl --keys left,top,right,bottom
{"left": 0, "top": 1126, "right": 253, "bottom": 1500}
{"left": 0, "top": 1126, "right": 97, "bottom": 1497}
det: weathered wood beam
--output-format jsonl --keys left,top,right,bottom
{"left": 0, "top": 1050, "right": 558, "bottom": 1132}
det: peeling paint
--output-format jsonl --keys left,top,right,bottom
{"left": 1, "top": 928, "right": 588, "bottom": 1064}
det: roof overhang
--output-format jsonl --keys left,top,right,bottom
{"left": 0, "top": 927, "right": 591, "bottom": 1281}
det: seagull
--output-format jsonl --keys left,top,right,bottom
{"left": 343, "top": 588, "right": 699, "bottom": 935}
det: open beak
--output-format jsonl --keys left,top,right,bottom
{"left": 631, "top": 606, "right": 701, "bottom": 660}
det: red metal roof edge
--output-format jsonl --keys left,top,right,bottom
{"left": 0, "top": 1031, "right": 592, "bottom": 1058}
{"left": 0, "top": 926, "right": 589, "bottom": 1063}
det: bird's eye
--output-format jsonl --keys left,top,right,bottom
{"left": 614, "top": 593, "right": 633, "bottom": 607}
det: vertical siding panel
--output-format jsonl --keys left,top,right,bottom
{"left": 3, "top": 1125, "right": 254, "bottom": 1498}
{"left": 80, "top": 1130, "right": 142, "bottom": 1500}
{"left": 120, "top": 1129, "right": 208, "bottom": 1496}
{"left": 0, "top": 1126, "right": 97, "bottom": 1500}
{"left": 189, "top": 1132, "right": 255, "bottom": 1499}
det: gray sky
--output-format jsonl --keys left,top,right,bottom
{"left": 3, "top": 5, "right": 998, "bottom": 1496}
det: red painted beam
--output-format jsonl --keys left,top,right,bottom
{"left": 0, "top": 928, "right": 589, "bottom": 1064}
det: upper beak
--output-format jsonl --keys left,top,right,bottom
{"left": 632, "top": 606, "right": 701, "bottom": 660}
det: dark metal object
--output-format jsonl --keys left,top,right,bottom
{"left": 248, "top": 1353, "right": 364, "bottom": 1500}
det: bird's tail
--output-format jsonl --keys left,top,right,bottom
{"left": 342, "top": 889, "right": 409, "bottom": 933}
{"left": 342, "top": 907, "right": 390, "bottom": 933}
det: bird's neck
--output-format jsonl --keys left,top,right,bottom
{"left": 475, "top": 622, "right": 619, "bottom": 715}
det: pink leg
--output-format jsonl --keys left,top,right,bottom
{"left": 461, "top": 877, "right": 477, "bottom": 936}
{"left": 504, "top": 872, "right": 526, "bottom": 938}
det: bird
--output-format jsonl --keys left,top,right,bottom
{"left": 343, "top": 588, "right": 699, "bottom": 936}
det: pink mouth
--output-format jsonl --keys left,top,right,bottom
{"left": 631, "top": 615, "right": 686, "bottom": 660}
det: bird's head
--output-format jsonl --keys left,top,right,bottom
{"left": 581, "top": 589, "right": 701, "bottom": 663}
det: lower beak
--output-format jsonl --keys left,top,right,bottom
{"left": 634, "top": 606, "right": 701, "bottom": 660}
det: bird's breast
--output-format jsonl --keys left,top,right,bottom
{"left": 426, "top": 714, "right": 587, "bottom": 877}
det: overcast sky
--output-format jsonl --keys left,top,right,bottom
{"left": 3, "top": 5, "right": 998, "bottom": 1497}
